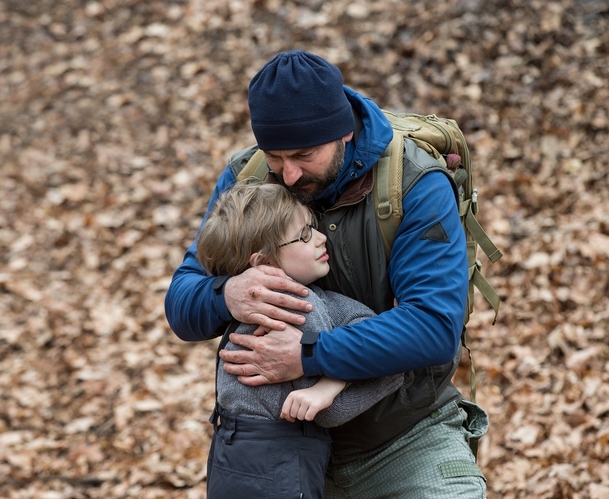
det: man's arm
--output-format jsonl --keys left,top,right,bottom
{"left": 221, "top": 171, "right": 468, "bottom": 381}
{"left": 164, "top": 168, "right": 236, "bottom": 341}
{"left": 304, "top": 171, "right": 468, "bottom": 379}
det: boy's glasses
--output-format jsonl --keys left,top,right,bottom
{"left": 279, "top": 222, "right": 317, "bottom": 247}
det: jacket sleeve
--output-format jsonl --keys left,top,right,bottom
{"left": 302, "top": 170, "right": 469, "bottom": 380}
{"left": 164, "top": 167, "right": 237, "bottom": 341}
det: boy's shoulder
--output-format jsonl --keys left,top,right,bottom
{"left": 309, "top": 285, "right": 375, "bottom": 316}
{"left": 276, "top": 286, "right": 327, "bottom": 313}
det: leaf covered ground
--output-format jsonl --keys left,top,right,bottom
{"left": 1, "top": 0, "right": 608, "bottom": 497}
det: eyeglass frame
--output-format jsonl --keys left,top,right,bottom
{"left": 278, "top": 219, "right": 318, "bottom": 248}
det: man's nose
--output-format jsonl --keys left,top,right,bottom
{"left": 282, "top": 160, "right": 303, "bottom": 186}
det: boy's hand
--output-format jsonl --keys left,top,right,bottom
{"left": 281, "top": 378, "right": 346, "bottom": 422}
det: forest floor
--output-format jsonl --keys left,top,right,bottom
{"left": 1, "top": 0, "right": 608, "bottom": 497}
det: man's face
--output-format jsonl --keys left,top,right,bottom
{"left": 263, "top": 133, "right": 352, "bottom": 204}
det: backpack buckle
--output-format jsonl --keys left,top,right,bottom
{"left": 471, "top": 188, "right": 479, "bottom": 215}
{"left": 377, "top": 201, "right": 393, "bottom": 220}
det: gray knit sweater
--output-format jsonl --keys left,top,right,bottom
{"left": 217, "top": 285, "right": 404, "bottom": 428}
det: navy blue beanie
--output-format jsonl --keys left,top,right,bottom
{"left": 248, "top": 50, "right": 355, "bottom": 150}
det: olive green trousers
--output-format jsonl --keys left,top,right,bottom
{"left": 324, "top": 400, "right": 488, "bottom": 499}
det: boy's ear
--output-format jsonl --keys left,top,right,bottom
{"left": 249, "top": 252, "right": 274, "bottom": 267}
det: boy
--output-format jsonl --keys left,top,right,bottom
{"left": 197, "top": 181, "right": 403, "bottom": 499}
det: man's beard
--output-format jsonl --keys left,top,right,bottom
{"left": 277, "top": 140, "right": 345, "bottom": 205}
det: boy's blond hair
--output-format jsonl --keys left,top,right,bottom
{"left": 196, "top": 180, "right": 311, "bottom": 276}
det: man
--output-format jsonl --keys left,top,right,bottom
{"left": 165, "top": 50, "right": 488, "bottom": 498}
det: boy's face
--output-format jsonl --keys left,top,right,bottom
{"left": 277, "top": 206, "right": 329, "bottom": 285}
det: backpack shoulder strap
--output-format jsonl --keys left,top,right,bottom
{"left": 376, "top": 111, "right": 503, "bottom": 324}
{"left": 235, "top": 148, "right": 268, "bottom": 183}
{"left": 374, "top": 132, "right": 404, "bottom": 261}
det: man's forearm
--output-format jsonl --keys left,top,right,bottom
{"left": 164, "top": 166, "right": 238, "bottom": 341}
{"left": 165, "top": 261, "right": 232, "bottom": 341}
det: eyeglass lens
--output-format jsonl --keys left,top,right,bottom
{"left": 301, "top": 224, "right": 312, "bottom": 243}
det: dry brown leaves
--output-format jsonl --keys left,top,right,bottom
{"left": 1, "top": 0, "right": 608, "bottom": 497}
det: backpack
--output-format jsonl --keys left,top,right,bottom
{"left": 236, "top": 110, "right": 502, "bottom": 404}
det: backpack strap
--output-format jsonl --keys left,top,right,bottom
{"left": 236, "top": 148, "right": 269, "bottom": 183}
{"left": 462, "top": 195, "right": 503, "bottom": 264}
{"left": 209, "top": 320, "right": 241, "bottom": 427}
{"left": 374, "top": 132, "right": 405, "bottom": 261}
{"left": 459, "top": 193, "right": 503, "bottom": 324}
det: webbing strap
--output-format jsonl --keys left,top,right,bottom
{"left": 461, "top": 326, "right": 481, "bottom": 460}
{"left": 472, "top": 267, "right": 501, "bottom": 325}
{"left": 375, "top": 133, "right": 404, "bottom": 260}
{"left": 460, "top": 200, "right": 503, "bottom": 263}
{"left": 461, "top": 327, "right": 477, "bottom": 404}
{"left": 237, "top": 149, "right": 269, "bottom": 182}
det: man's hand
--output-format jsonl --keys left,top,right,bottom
{"left": 219, "top": 324, "right": 304, "bottom": 385}
{"left": 224, "top": 265, "right": 311, "bottom": 331}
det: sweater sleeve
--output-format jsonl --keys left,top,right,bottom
{"left": 300, "top": 288, "right": 405, "bottom": 428}
{"left": 312, "top": 374, "right": 404, "bottom": 428}
{"left": 163, "top": 166, "right": 237, "bottom": 342}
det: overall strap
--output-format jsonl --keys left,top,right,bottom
{"left": 209, "top": 320, "right": 241, "bottom": 427}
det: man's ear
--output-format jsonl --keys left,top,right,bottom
{"left": 249, "top": 252, "right": 274, "bottom": 267}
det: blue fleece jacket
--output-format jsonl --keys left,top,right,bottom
{"left": 164, "top": 86, "right": 468, "bottom": 381}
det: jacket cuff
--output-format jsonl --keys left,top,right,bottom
{"left": 212, "top": 276, "right": 233, "bottom": 322}
{"left": 301, "top": 330, "right": 323, "bottom": 376}
{"left": 300, "top": 329, "right": 319, "bottom": 358}
{"left": 302, "top": 353, "right": 319, "bottom": 377}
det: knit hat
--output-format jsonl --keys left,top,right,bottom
{"left": 248, "top": 50, "right": 355, "bottom": 150}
